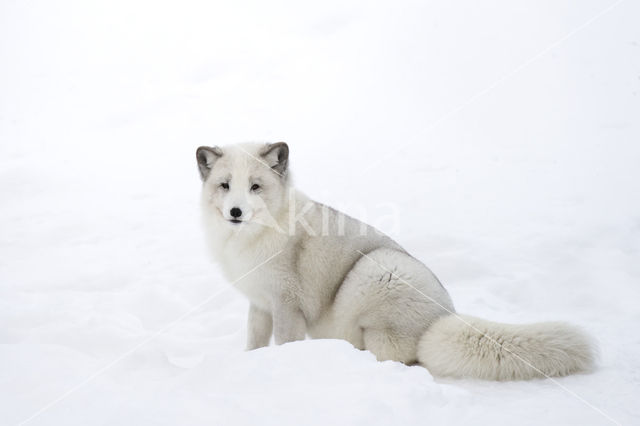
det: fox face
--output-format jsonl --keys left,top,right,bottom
{"left": 196, "top": 142, "right": 290, "bottom": 229}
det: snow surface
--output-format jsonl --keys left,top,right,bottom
{"left": 1, "top": 0, "right": 639, "bottom": 425}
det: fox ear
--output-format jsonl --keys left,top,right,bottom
{"left": 261, "top": 142, "right": 289, "bottom": 176}
{"left": 196, "top": 146, "right": 223, "bottom": 181}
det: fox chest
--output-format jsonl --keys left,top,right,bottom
{"left": 220, "top": 256, "right": 277, "bottom": 312}
{"left": 234, "top": 275, "right": 275, "bottom": 311}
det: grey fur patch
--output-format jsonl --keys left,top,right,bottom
{"left": 196, "top": 146, "right": 223, "bottom": 181}
{"left": 327, "top": 246, "right": 379, "bottom": 304}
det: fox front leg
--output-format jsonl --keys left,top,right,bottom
{"left": 272, "top": 301, "right": 306, "bottom": 345}
{"left": 246, "top": 304, "right": 273, "bottom": 350}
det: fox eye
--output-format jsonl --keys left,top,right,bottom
{"left": 250, "top": 184, "right": 261, "bottom": 192}
{"left": 220, "top": 182, "right": 229, "bottom": 190}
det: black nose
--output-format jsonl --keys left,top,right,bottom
{"left": 230, "top": 207, "right": 242, "bottom": 218}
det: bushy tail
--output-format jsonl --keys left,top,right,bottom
{"left": 417, "top": 314, "right": 596, "bottom": 381}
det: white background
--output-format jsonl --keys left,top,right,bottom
{"left": 1, "top": 0, "right": 639, "bottom": 425}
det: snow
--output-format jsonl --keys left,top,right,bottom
{"left": 1, "top": 0, "right": 639, "bottom": 425}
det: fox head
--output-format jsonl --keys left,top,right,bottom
{"left": 196, "top": 142, "right": 290, "bottom": 230}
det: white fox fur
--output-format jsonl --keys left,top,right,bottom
{"left": 418, "top": 315, "right": 595, "bottom": 380}
{"left": 196, "top": 142, "right": 596, "bottom": 381}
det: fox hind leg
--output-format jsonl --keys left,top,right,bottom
{"left": 362, "top": 328, "right": 418, "bottom": 364}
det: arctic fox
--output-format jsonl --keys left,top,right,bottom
{"left": 196, "top": 142, "right": 595, "bottom": 380}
